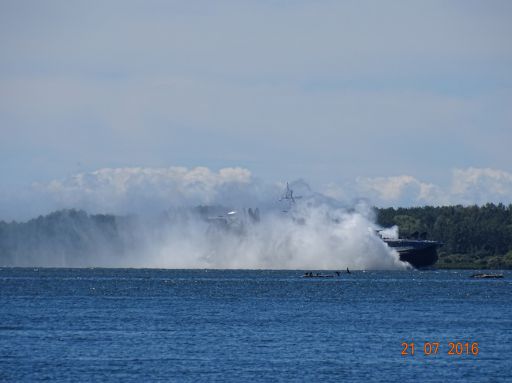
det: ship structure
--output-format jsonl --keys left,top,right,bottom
{"left": 381, "top": 236, "right": 442, "bottom": 268}
{"left": 204, "top": 182, "right": 443, "bottom": 269}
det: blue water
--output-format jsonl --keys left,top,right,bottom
{"left": 0, "top": 268, "right": 510, "bottom": 382}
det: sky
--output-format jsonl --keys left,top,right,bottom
{"left": 1, "top": 0, "right": 512, "bottom": 220}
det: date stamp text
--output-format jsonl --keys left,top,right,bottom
{"left": 401, "top": 341, "right": 479, "bottom": 356}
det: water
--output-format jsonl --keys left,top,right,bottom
{"left": 0, "top": 268, "right": 510, "bottom": 382}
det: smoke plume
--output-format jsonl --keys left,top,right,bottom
{"left": 1, "top": 177, "right": 406, "bottom": 270}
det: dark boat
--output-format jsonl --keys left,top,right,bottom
{"left": 383, "top": 238, "right": 442, "bottom": 268}
{"left": 206, "top": 183, "right": 444, "bottom": 270}
{"left": 302, "top": 272, "right": 341, "bottom": 278}
{"left": 470, "top": 273, "right": 504, "bottom": 279}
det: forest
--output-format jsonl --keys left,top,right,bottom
{"left": 376, "top": 203, "right": 512, "bottom": 269}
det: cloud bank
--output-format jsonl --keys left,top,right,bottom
{"left": 353, "top": 167, "right": 512, "bottom": 207}
{"left": 0, "top": 165, "right": 502, "bottom": 220}
{"left": 32, "top": 166, "right": 277, "bottom": 216}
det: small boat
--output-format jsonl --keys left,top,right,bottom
{"left": 470, "top": 273, "right": 504, "bottom": 279}
{"left": 302, "top": 272, "right": 341, "bottom": 278}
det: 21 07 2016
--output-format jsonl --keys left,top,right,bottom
{"left": 401, "top": 341, "right": 479, "bottom": 356}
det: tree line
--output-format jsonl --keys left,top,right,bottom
{"left": 376, "top": 203, "right": 512, "bottom": 269}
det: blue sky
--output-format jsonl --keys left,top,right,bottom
{"left": 1, "top": 1, "right": 512, "bottom": 219}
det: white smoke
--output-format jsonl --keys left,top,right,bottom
{"left": 9, "top": 164, "right": 510, "bottom": 270}
{"left": 3, "top": 170, "right": 408, "bottom": 270}
{"left": 111, "top": 200, "right": 406, "bottom": 270}
{"left": 377, "top": 225, "right": 399, "bottom": 240}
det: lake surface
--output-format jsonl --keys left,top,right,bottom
{"left": 0, "top": 268, "right": 510, "bottom": 382}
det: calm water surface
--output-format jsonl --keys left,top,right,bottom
{"left": 0, "top": 268, "right": 510, "bottom": 382}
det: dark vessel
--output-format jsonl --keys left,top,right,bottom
{"left": 206, "top": 183, "right": 444, "bottom": 269}
{"left": 383, "top": 238, "right": 442, "bottom": 268}
{"left": 470, "top": 273, "right": 504, "bottom": 279}
{"left": 302, "top": 272, "right": 342, "bottom": 278}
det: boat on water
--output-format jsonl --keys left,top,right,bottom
{"left": 382, "top": 237, "right": 442, "bottom": 268}
{"left": 302, "top": 272, "right": 342, "bottom": 278}
{"left": 470, "top": 273, "right": 504, "bottom": 279}
{"left": 204, "top": 182, "right": 444, "bottom": 269}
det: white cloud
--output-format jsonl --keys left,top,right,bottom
{"left": 32, "top": 166, "right": 512, "bottom": 217}
{"left": 2, "top": 166, "right": 512, "bottom": 221}
{"left": 34, "top": 166, "right": 265, "bottom": 215}
{"left": 355, "top": 175, "right": 443, "bottom": 206}
{"left": 353, "top": 168, "right": 512, "bottom": 207}
{"left": 450, "top": 167, "right": 512, "bottom": 205}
